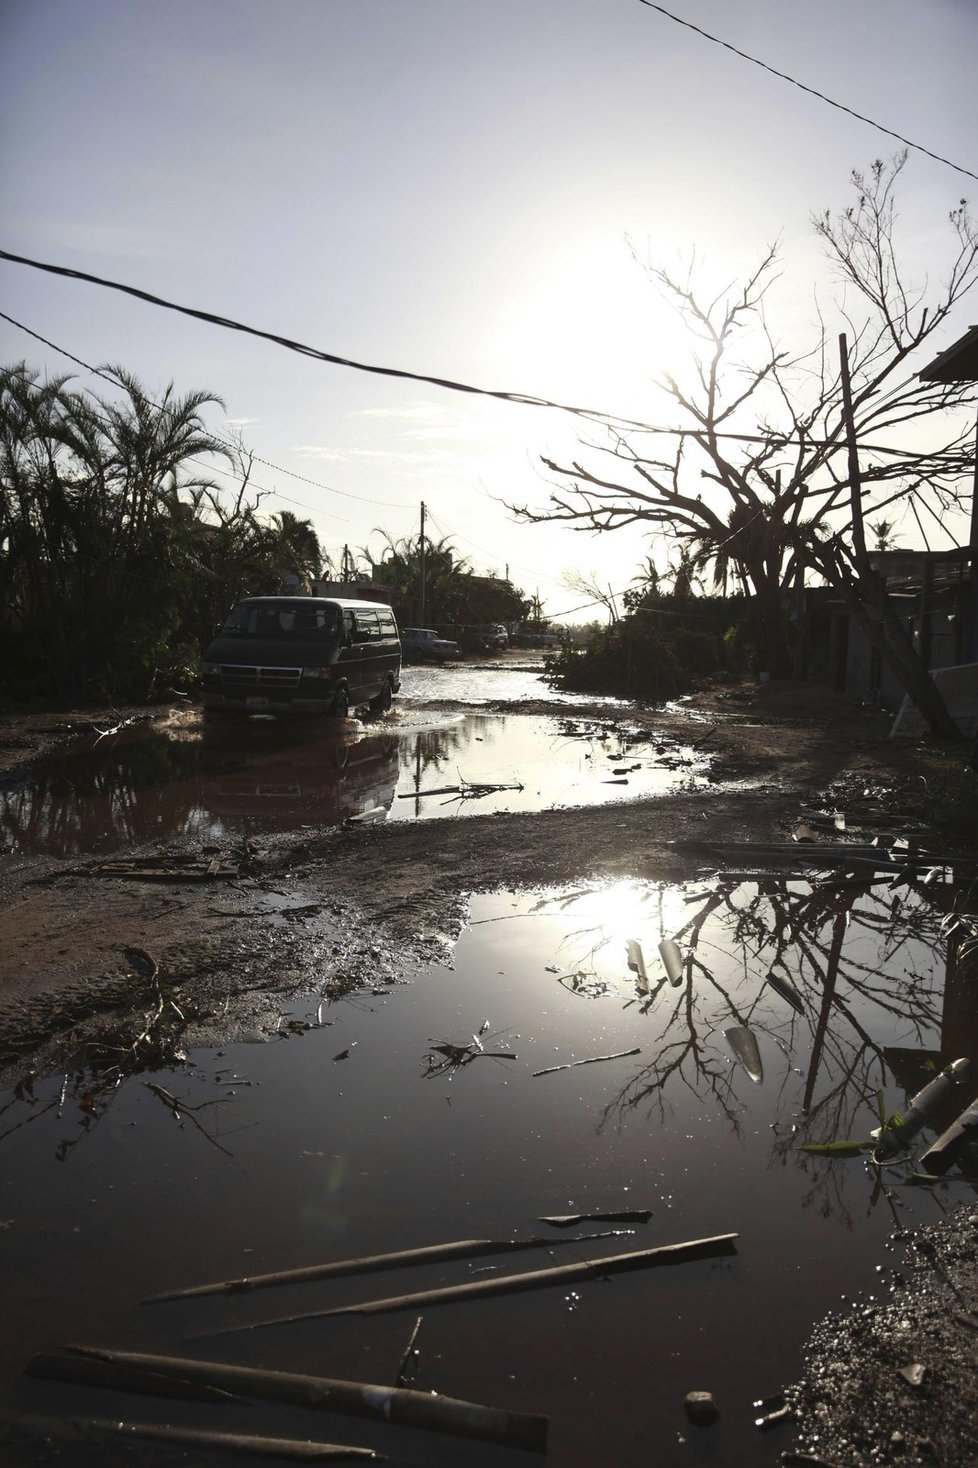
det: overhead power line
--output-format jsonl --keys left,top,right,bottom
{"left": 0, "top": 247, "right": 662, "bottom": 435}
{"left": 0, "top": 249, "right": 948, "bottom": 460}
{"left": 0, "top": 309, "right": 405, "bottom": 509}
{"left": 637, "top": 1, "right": 978, "bottom": 184}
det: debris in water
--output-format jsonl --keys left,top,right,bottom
{"left": 764, "top": 968, "right": 805, "bottom": 1015}
{"left": 723, "top": 1026, "right": 763, "bottom": 1084}
{"left": 423, "top": 1031, "right": 516, "bottom": 1077}
{"left": 144, "top": 1234, "right": 622, "bottom": 1304}
{"left": 658, "top": 939, "right": 684, "bottom": 987}
{"left": 539, "top": 1211, "right": 653, "bottom": 1228}
{"left": 9, "top": 1413, "right": 386, "bottom": 1461}
{"left": 533, "top": 1048, "right": 641, "bottom": 1077}
{"left": 797, "top": 1141, "right": 868, "bottom": 1158}
{"left": 30, "top": 1345, "right": 548, "bottom": 1452}
{"left": 394, "top": 1316, "right": 423, "bottom": 1389}
{"left": 264, "top": 1234, "right": 739, "bottom": 1321}
{"left": 753, "top": 1391, "right": 791, "bottom": 1429}
{"left": 872, "top": 1058, "right": 973, "bottom": 1161}
{"left": 626, "top": 940, "right": 648, "bottom": 992}
{"left": 919, "top": 1096, "right": 978, "bottom": 1175}
{"left": 684, "top": 1390, "right": 720, "bottom": 1424}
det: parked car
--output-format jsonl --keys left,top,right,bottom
{"left": 460, "top": 623, "right": 509, "bottom": 653}
{"left": 201, "top": 596, "right": 400, "bottom": 717}
{"left": 400, "top": 626, "right": 461, "bottom": 663}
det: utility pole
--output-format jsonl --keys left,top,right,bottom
{"left": 419, "top": 501, "right": 427, "bottom": 624}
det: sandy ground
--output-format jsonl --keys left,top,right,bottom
{"left": 1, "top": 676, "right": 977, "bottom": 1467}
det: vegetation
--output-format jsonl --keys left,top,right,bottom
{"left": 544, "top": 590, "right": 748, "bottom": 700}
{"left": 368, "top": 531, "right": 530, "bottom": 630}
{"left": 0, "top": 363, "right": 323, "bottom": 703}
{"left": 513, "top": 156, "right": 978, "bottom": 733}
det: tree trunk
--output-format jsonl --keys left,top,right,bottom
{"left": 841, "top": 580, "right": 960, "bottom": 737}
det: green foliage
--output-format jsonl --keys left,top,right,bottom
{"left": 798, "top": 1141, "right": 870, "bottom": 1157}
{"left": 544, "top": 594, "right": 749, "bottom": 702}
{"left": 0, "top": 362, "right": 321, "bottom": 704}
{"left": 369, "top": 533, "right": 530, "bottom": 630}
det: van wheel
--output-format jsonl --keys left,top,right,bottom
{"left": 369, "top": 678, "right": 393, "bottom": 714}
{"left": 331, "top": 688, "right": 350, "bottom": 719}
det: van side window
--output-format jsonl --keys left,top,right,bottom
{"left": 354, "top": 610, "right": 381, "bottom": 640}
{"left": 378, "top": 612, "right": 396, "bottom": 636}
{"left": 343, "top": 610, "right": 356, "bottom": 642}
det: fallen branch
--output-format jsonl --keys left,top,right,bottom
{"left": 38, "top": 1347, "right": 547, "bottom": 1454}
{"left": 533, "top": 1048, "right": 641, "bottom": 1077}
{"left": 397, "top": 779, "right": 524, "bottom": 801}
{"left": 236, "top": 1235, "right": 739, "bottom": 1325}
{"left": 143, "top": 1083, "right": 235, "bottom": 1159}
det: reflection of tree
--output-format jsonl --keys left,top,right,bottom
{"left": 402, "top": 717, "right": 498, "bottom": 815}
{"left": 532, "top": 877, "right": 946, "bottom": 1225}
{"left": 1, "top": 726, "right": 205, "bottom": 856}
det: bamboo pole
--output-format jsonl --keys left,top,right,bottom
{"left": 35, "top": 1346, "right": 548, "bottom": 1454}
{"left": 22, "top": 1415, "right": 387, "bottom": 1461}
{"left": 223, "top": 1234, "right": 738, "bottom": 1329}
{"left": 143, "top": 1232, "right": 621, "bottom": 1304}
{"left": 25, "top": 1350, "right": 238, "bottom": 1403}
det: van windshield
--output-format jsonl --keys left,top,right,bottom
{"left": 223, "top": 602, "right": 341, "bottom": 638}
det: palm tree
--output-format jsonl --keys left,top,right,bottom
{"left": 269, "top": 509, "right": 322, "bottom": 582}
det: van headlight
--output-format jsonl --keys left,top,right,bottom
{"left": 302, "top": 667, "right": 333, "bottom": 679}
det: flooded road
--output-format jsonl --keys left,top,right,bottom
{"left": 1, "top": 663, "right": 706, "bottom": 858}
{"left": 1, "top": 871, "right": 974, "bottom": 1466}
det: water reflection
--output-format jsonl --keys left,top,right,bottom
{"left": 1, "top": 874, "right": 974, "bottom": 1468}
{"left": 517, "top": 876, "right": 972, "bottom": 1226}
{"left": 1, "top": 713, "right": 706, "bottom": 856}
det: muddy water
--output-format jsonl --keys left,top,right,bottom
{"left": 400, "top": 658, "right": 629, "bottom": 706}
{"left": 1, "top": 711, "right": 705, "bottom": 858}
{"left": 1, "top": 876, "right": 972, "bottom": 1466}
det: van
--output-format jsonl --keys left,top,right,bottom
{"left": 201, "top": 597, "right": 401, "bottom": 717}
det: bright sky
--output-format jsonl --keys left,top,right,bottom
{"left": 2, "top": 0, "right": 976, "bottom": 620}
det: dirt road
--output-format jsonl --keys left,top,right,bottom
{"left": 1, "top": 676, "right": 977, "bottom": 1468}
{"left": 0, "top": 678, "right": 901, "bottom": 1085}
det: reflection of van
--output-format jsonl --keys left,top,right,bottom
{"left": 202, "top": 727, "right": 401, "bottom": 829}
{"left": 201, "top": 597, "right": 401, "bottom": 717}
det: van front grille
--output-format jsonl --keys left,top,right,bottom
{"left": 219, "top": 664, "right": 303, "bottom": 692}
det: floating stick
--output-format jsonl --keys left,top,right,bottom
{"left": 144, "top": 1233, "right": 619, "bottom": 1304}
{"left": 225, "top": 1235, "right": 738, "bottom": 1327}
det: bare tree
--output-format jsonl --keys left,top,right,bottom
{"left": 512, "top": 156, "right": 978, "bottom": 731}
{"left": 561, "top": 568, "right": 622, "bottom": 623}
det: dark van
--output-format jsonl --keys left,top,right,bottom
{"left": 201, "top": 597, "right": 401, "bottom": 717}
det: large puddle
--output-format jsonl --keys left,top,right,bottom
{"left": 1, "top": 710, "right": 706, "bottom": 859}
{"left": 400, "top": 659, "right": 629, "bottom": 707}
{"left": 2, "top": 874, "right": 974, "bottom": 1466}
